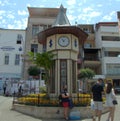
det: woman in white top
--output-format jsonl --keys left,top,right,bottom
{"left": 106, "top": 82, "right": 116, "bottom": 121}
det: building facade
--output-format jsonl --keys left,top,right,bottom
{"left": 0, "top": 6, "right": 120, "bottom": 94}
{"left": 0, "top": 28, "right": 25, "bottom": 91}
{"left": 23, "top": 7, "right": 60, "bottom": 80}
{"left": 78, "top": 24, "right": 102, "bottom": 76}
{"left": 95, "top": 22, "right": 120, "bottom": 86}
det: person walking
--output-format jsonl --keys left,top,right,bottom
{"left": 61, "top": 85, "right": 70, "bottom": 120}
{"left": 91, "top": 78, "right": 104, "bottom": 121}
{"left": 3, "top": 81, "right": 7, "bottom": 95}
{"left": 105, "top": 82, "right": 117, "bottom": 121}
{"left": 18, "top": 85, "right": 22, "bottom": 96}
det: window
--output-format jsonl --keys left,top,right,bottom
{"left": 32, "top": 25, "right": 39, "bottom": 36}
{"left": 72, "top": 60, "right": 76, "bottom": 93}
{"left": 15, "top": 54, "right": 20, "bottom": 65}
{"left": 104, "top": 51, "right": 120, "bottom": 57}
{"left": 101, "top": 36, "right": 120, "bottom": 41}
{"left": 4, "top": 54, "right": 9, "bottom": 65}
{"left": 83, "top": 28, "right": 90, "bottom": 33}
{"left": 32, "top": 24, "right": 52, "bottom": 36}
{"left": 106, "top": 64, "right": 120, "bottom": 75}
{"left": 50, "top": 60, "right": 55, "bottom": 93}
{"left": 43, "top": 45, "right": 46, "bottom": 52}
{"left": 17, "top": 34, "right": 23, "bottom": 44}
{"left": 60, "top": 60, "right": 67, "bottom": 91}
{"left": 40, "top": 24, "right": 50, "bottom": 30}
{"left": 31, "top": 44, "right": 38, "bottom": 53}
{"left": 84, "top": 43, "right": 92, "bottom": 48}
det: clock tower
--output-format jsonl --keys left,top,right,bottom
{"left": 37, "top": 5, "right": 88, "bottom": 96}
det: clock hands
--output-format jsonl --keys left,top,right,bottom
{"left": 58, "top": 36, "right": 69, "bottom": 47}
{"left": 62, "top": 38, "right": 65, "bottom": 42}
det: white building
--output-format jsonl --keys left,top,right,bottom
{"left": 95, "top": 22, "right": 120, "bottom": 86}
{"left": 0, "top": 28, "right": 26, "bottom": 93}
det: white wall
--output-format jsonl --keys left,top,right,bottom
{"left": 95, "top": 24, "right": 120, "bottom": 77}
{"left": 0, "top": 29, "right": 26, "bottom": 82}
{"left": 95, "top": 26, "right": 119, "bottom": 48}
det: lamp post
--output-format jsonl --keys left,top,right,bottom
{"left": 33, "top": 47, "right": 43, "bottom": 93}
{"left": 39, "top": 69, "right": 41, "bottom": 93}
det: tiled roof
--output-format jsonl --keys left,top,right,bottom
{"left": 52, "top": 4, "right": 71, "bottom": 26}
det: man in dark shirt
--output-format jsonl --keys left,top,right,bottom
{"left": 92, "top": 78, "right": 104, "bottom": 121}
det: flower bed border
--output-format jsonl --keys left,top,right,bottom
{"left": 12, "top": 103, "right": 109, "bottom": 119}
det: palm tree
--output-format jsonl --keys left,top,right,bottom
{"left": 28, "top": 51, "right": 55, "bottom": 94}
{"left": 78, "top": 68, "right": 95, "bottom": 93}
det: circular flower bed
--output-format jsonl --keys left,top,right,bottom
{"left": 17, "top": 93, "right": 106, "bottom": 106}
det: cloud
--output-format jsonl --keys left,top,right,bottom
{"left": 1, "top": 0, "right": 120, "bottom": 29}
{"left": 97, "top": 4, "right": 103, "bottom": 7}
{"left": 102, "top": 11, "right": 116, "bottom": 21}
{"left": 7, "top": 17, "right": 27, "bottom": 29}
{"left": 0, "top": 0, "right": 9, "bottom": 6}
{"left": 0, "top": 10, "right": 6, "bottom": 15}
{"left": 88, "top": 11, "right": 101, "bottom": 18}
{"left": 7, "top": 24, "right": 15, "bottom": 29}
{"left": 0, "top": 10, "right": 15, "bottom": 20}
{"left": 2, "top": 19, "right": 6, "bottom": 23}
{"left": 0, "top": 19, "right": 6, "bottom": 29}
{"left": 26, "top": 3, "right": 32, "bottom": 7}
{"left": 67, "top": 8, "right": 74, "bottom": 14}
{"left": 66, "top": 3, "right": 102, "bottom": 24}
{"left": 76, "top": 10, "right": 101, "bottom": 24}
{"left": 67, "top": 14, "right": 76, "bottom": 24}
{"left": 0, "top": 19, "right": 7, "bottom": 28}
{"left": 7, "top": 14, "right": 15, "bottom": 19}
{"left": 77, "top": 7, "right": 101, "bottom": 19}
{"left": 83, "top": 7, "right": 93, "bottom": 13}
{"left": 0, "top": 1, "right": 4, "bottom": 6}
{"left": 18, "top": 10, "right": 28, "bottom": 16}
{"left": 82, "top": 0, "right": 87, "bottom": 3}
{"left": 39, "top": 5, "right": 45, "bottom": 7}
{"left": 66, "top": 0, "right": 76, "bottom": 6}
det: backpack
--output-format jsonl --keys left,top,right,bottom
{"left": 58, "top": 94, "right": 63, "bottom": 106}
{"left": 69, "top": 98, "right": 74, "bottom": 109}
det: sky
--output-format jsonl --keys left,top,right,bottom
{"left": 0, "top": 0, "right": 120, "bottom": 30}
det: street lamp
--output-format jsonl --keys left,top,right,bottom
{"left": 39, "top": 69, "right": 41, "bottom": 93}
{"left": 33, "top": 53, "right": 42, "bottom": 93}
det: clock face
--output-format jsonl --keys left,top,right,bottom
{"left": 58, "top": 36, "right": 70, "bottom": 47}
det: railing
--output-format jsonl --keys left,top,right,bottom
{"left": 84, "top": 57, "right": 100, "bottom": 61}
{"left": 13, "top": 94, "right": 91, "bottom": 107}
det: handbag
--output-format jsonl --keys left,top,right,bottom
{"left": 69, "top": 98, "right": 74, "bottom": 109}
{"left": 91, "top": 99, "right": 95, "bottom": 110}
{"left": 112, "top": 100, "right": 118, "bottom": 105}
{"left": 111, "top": 89, "right": 118, "bottom": 105}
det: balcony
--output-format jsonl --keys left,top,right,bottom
{"left": 84, "top": 60, "right": 101, "bottom": 68}
{"left": 102, "top": 41, "right": 120, "bottom": 48}
{"left": 83, "top": 48, "right": 101, "bottom": 67}
{"left": 106, "top": 74, "right": 120, "bottom": 79}
{"left": 99, "top": 26, "right": 118, "bottom": 33}
{"left": 84, "top": 56, "right": 99, "bottom": 61}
